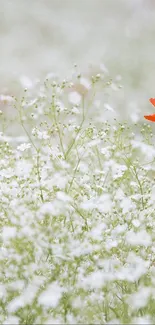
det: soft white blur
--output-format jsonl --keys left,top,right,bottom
{"left": 0, "top": 0, "right": 155, "bottom": 116}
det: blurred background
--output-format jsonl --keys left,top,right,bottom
{"left": 1, "top": 0, "right": 155, "bottom": 122}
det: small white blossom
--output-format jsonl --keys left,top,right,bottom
{"left": 56, "top": 191, "right": 72, "bottom": 202}
{"left": 2, "top": 226, "right": 17, "bottom": 241}
{"left": 97, "top": 194, "right": 112, "bottom": 213}
{"left": 0, "top": 168, "right": 15, "bottom": 179}
{"left": 126, "top": 230, "right": 152, "bottom": 247}
{"left": 120, "top": 197, "right": 135, "bottom": 213}
{"left": 131, "top": 140, "right": 155, "bottom": 159}
{"left": 17, "top": 143, "right": 31, "bottom": 151}
{"left": 38, "top": 282, "right": 63, "bottom": 308}
{"left": 127, "top": 287, "right": 151, "bottom": 310}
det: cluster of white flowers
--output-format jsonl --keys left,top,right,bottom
{"left": 1, "top": 72, "right": 155, "bottom": 324}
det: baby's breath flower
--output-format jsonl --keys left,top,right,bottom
{"left": 17, "top": 143, "right": 31, "bottom": 151}
{"left": 1, "top": 70, "right": 155, "bottom": 325}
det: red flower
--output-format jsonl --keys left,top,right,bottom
{"left": 144, "top": 98, "right": 155, "bottom": 122}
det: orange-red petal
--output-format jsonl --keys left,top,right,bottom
{"left": 144, "top": 114, "right": 155, "bottom": 122}
{"left": 149, "top": 98, "right": 155, "bottom": 107}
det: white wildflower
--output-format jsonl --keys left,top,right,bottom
{"left": 126, "top": 229, "right": 151, "bottom": 247}
{"left": 100, "top": 147, "right": 111, "bottom": 159}
{"left": 17, "top": 143, "right": 31, "bottom": 151}
{"left": 7, "top": 296, "right": 24, "bottom": 312}
{"left": 56, "top": 100, "right": 65, "bottom": 111}
{"left": 80, "top": 198, "right": 95, "bottom": 211}
{"left": 90, "top": 223, "right": 106, "bottom": 240}
{"left": 2, "top": 226, "right": 17, "bottom": 241}
{"left": 39, "top": 202, "right": 54, "bottom": 215}
{"left": 127, "top": 287, "right": 151, "bottom": 310}
{"left": 0, "top": 284, "right": 6, "bottom": 299}
{"left": 120, "top": 197, "right": 135, "bottom": 213}
{"left": 32, "top": 128, "right": 50, "bottom": 140}
{"left": 38, "top": 282, "right": 63, "bottom": 308}
{"left": 15, "top": 161, "right": 32, "bottom": 178}
{"left": 56, "top": 191, "right": 72, "bottom": 202}
{"left": 37, "top": 130, "right": 50, "bottom": 140}
{"left": 87, "top": 139, "right": 101, "bottom": 148}
{"left": 112, "top": 164, "right": 127, "bottom": 180}
{"left": 150, "top": 185, "right": 155, "bottom": 202}
{"left": 115, "top": 188, "right": 125, "bottom": 200}
{"left": 0, "top": 168, "right": 15, "bottom": 179}
{"left": 97, "top": 194, "right": 112, "bottom": 213}
{"left": 131, "top": 140, "right": 155, "bottom": 159}
{"left": 81, "top": 270, "right": 105, "bottom": 289}
{"left": 117, "top": 254, "right": 149, "bottom": 282}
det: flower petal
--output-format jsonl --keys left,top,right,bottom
{"left": 149, "top": 98, "right": 155, "bottom": 107}
{"left": 144, "top": 114, "right": 155, "bottom": 122}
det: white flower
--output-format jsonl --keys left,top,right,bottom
{"left": 131, "top": 140, "right": 155, "bottom": 159}
{"left": 87, "top": 139, "right": 101, "bottom": 148}
{"left": 127, "top": 287, "right": 151, "bottom": 310}
{"left": 100, "top": 147, "right": 111, "bottom": 159}
{"left": 2, "top": 226, "right": 17, "bottom": 241}
{"left": 126, "top": 229, "right": 152, "bottom": 247}
{"left": 117, "top": 253, "right": 149, "bottom": 282}
{"left": 32, "top": 128, "right": 50, "bottom": 140}
{"left": 56, "top": 191, "right": 72, "bottom": 202}
{"left": 37, "top": 131, "right": 50, "bottom": 140}
{"left": 17, "top": 143, "right": 31, "bottom": 151}
{"left": 15, "top": 161, "right": 32, "bottom": 178}
{"left": 56, "top": 100, "right": 65, "bottom": 111}
{"left": 112, "top": 164, "right": 127, "bottom": 180}
{"left": 7, "top": 296, "right": 24, "bottom": 312}
{"left": 97, "top": 194, "right": 112, "bottom": 213}
{"left": 120, "top": 197, "right": 135, "bottom": 213}
{"left": 81, "top": 270, "right": 105, "bottom": 289}
{"left": 38, "top": 282, "right": 63, "bottom": 308}
{"left": 80, "top": 198, "right": 95, "bottom": 211}
{"left": 0, "top": 168, "right": 15, "bottom": 179}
